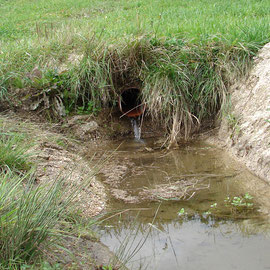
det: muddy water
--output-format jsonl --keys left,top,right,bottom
{"left": 96, "top": 139, "right": 270, "bottom": 270}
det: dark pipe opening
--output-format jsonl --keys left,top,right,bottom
{"left": 119, "top": 88, "right": 145, "bottom": 118}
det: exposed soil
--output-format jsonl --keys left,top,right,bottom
{"left": 47, "top": 236, "right": 124, "bottom": 270}
{"left": 1, "top": 112, "right": 107, "bottom": 217}
{"left": 207, "top": 42, "right": 270, "bottom": 182}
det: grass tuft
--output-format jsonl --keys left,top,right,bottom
{"left": 0, "top": 171, "right": 67, "bottom": 269}
{"left": 0, "top": 131, "right": 32, "bottom": 173}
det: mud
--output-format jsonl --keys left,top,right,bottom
{"left": 47, "top": 236, "right": 124, "bottom": 270}
{"left": 89, "top": 138, "right": 270, "bottom": 214}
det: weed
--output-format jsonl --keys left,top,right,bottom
{"left": 77, "top": 101, "right": 102, "bottom": 116}
{"left": 203, "top": 211, "right": 212, "bottom": 217}
{"left": 202, "top": 193, "right": 255, "bottom": 219}
{"left": 210, "top": 203, "right": 217, "bottom": 208}
{"left": 225, "top": 193, "right": 254, "bottom": 209}
{"left": 0, "top": 131, "right": 33, "bottom": 173}
{"left": 177, "top": 208, "right": 185, "bottom": 216}
{"left": 226, "top": 113, "right": 241, "bottom": 138}
{"left": 55, "top": 139, "right": 67, "bottom": 148}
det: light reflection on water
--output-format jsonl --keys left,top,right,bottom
{"left": 97, "top": 139, "right": 270, "bottom": 270}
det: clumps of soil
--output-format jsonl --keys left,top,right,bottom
{"left": 47, "top": 237, "right": 122, "bottom": 270}
{"left": 64, "top": 114, "right": 101, "bottom": 141}
{"left": 106, "top": 177, "right": 209, "bottom": 204}
{"left": 100, "top": 153, "right": 210, "bottom": 203}
{"left": 139, "top": 178, "right": 209, "bottom": 201}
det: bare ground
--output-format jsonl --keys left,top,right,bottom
{"left": 207, "top": 43, "right": 270, "bottom": 182}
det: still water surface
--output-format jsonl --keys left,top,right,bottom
{"left": 97, "top": 139, "right": 270, "bottom": 270}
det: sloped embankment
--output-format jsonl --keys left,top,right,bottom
{"left": 217, "top": 43, "right": 270, "bottom": 181}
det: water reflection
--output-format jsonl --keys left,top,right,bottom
{"left": 96, "top": 139, "right": 270, "bottom": 270}
{"left": 100, "top": 211, "right": 270, "bottom": 270}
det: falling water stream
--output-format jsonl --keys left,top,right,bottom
{"left": 94, "top": 138, "right": 270, "bottom": 270}
{"left": 131, "top": 118, "right": 141, "bottom": 140}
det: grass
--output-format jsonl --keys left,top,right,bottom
{"left": 0, "top": 120, "right": 100, "bottom": 269}
{"left": 1, "top": 0, "right": 269, "bottom": 43}
{"left": 0, "top": 172, "right": 67, "bottom": 269}
{"left": 0, "top": 126, "right": 66, "bottom": 268}
{"left": 0, "top": 131, "right": 32, "bottom": 173}
{"left": 1, "top": 0, "right": 270, "bottom": 139}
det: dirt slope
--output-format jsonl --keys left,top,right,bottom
{"left": 217, "top": 43, "right": 270, "bottom": 181}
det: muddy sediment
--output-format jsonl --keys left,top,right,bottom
{"left": 93, "top": 138, "right": 270, "bottom": 214}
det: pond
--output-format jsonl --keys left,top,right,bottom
{"left": 96, "top": 139, "right": 270, "bottom": 270}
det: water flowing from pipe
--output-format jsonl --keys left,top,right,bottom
{"left": 131, "top": 118, "right": 141, "bottom": 140}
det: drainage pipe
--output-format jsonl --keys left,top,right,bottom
{"left": 119, "top": 87, "right": 145, "bottom": 118}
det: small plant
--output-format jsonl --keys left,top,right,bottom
{"left": 224, "top": 193, "right": 254, "bottom": 210}
{"left": 77, "top": 101, "right": 101, "bottom": 115}
{"left": 178, "top": 208, "right": 185, "bottom": 216}
{"left": 227, "top": 113, "right": 241, "bottom": 137}
{"left": 55, "top": 138, "right": 67, "bottom": 148}
{"left": 203, "top": 211, "right": 211, "bottom": 216}
{"left": 210, "top": 202, "right": 217, "bottom": 208}
{"left": 96, "top": 265, "right": 117, "bottom": 270}
{"left": 203, "top": 193, "right": 255, "bottom": 218}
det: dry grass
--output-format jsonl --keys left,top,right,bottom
{"left": 139, "top": 178, "right": 209, "bottom": 201}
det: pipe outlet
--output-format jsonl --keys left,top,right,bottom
{"left": 119, "top": 88, "right": 145, "bottom": 118}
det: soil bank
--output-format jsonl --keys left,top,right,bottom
{"left": 208, "top": 42, "right": 270, "bottom": 183}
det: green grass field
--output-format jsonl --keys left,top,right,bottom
{"left": 1, "top": 0, "right": 270, "bottom": 138}
{"left": 1, "top": 0, "right": 270, "bottom": 43}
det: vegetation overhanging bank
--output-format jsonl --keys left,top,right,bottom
{"left": 0, "top": 37, "right": 262, "bottom": 139}
{"left": 0, "top": 0, "right": 269, "bottom": 142}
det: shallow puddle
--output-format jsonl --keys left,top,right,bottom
{"left": 95, "top": 139, "right": 270, "bottom": 270}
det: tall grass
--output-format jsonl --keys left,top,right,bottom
{"left": 0, "top": 0, "right": 270, "bottom": 139}
{"left": 0, "top": 125, "right": 104, "bottom": 268}
{"left": 0, "top": 131, "right": 32, "bottom": 173}
{"left": 0, "top": 128, "right": 70, "bottom": 268}
{"left": 0, "top": 172, "right": 67, "bottom": 269}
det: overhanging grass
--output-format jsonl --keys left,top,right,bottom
{"left": 56, "top": 38, "right": 256, "bottom": 139}
{"left": 0, "top": 0, "right": 270, "bottom": 139}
